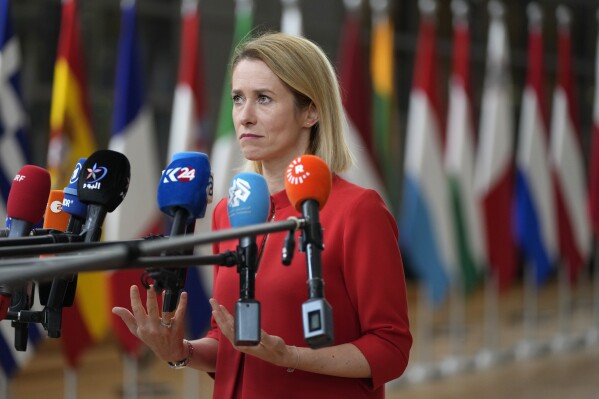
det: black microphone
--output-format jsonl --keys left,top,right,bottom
{"left": 77, "top": 150, "right": 131, "bottom": 243}
{"left": 155, "top": 152, "right": 213, "bottom": 320}
{"left": 227, "top": 172, "right": 270, "bottom": 346}
{"left": 6, "top": 165, "right": 51, "bottom": 350}
{"left": 285, "top": 155, "right": 334, "bottom": 348}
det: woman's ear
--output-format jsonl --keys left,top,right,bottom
{"left": 304, "top": 103, "right": 319, "bottom": 128}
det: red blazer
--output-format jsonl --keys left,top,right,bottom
{"left": 206, "top": 176, "right": 412, "bottom": 398}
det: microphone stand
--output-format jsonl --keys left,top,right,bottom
{"left": 299, "top": 200, "right": 334, "bottom": 348}
{"left": 235, "top": 235, "right": 260, "bottom": 346}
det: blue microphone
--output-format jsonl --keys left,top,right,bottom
{"left": 62, "top": 158, "right": 88, "bottom": 235}
{"left": 156, "top": 152, "right": 213, "bottom": 316}
{"left": 227, "top": 172, "right": 270, "bottom": 346}
{"left": 158, "top": 153, "right": 213, "bottom": 225}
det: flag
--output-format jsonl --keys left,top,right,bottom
{"left": 474, "top": 1, "right": 517, "bottom": 291}
{"left": 46, "top": 0, "right": 96, "bottom": 190}
{"left": 46, "top": 0, "right": 108, "bottom": 369}
{"left": 0, "top": 0, "right": 31, "bottom": 225}
{"left": 398, "top": 7, "right": 456, "bottom": 306}
{"left": 337, "top": 3, "right": 388, "bottom": 202}
{"left": 0, "top": 0, "right": 39, "bottom": 377}
{"left": 280, "top": 0, "right": 302, "bottom": 36}
{"left": 168, "top": 0, "right": 212, "bottom": 340}
{"left": 445, "top": 6, "right": 485, "bottom": 295}
{"left": 549, "top": 8, "right": 591, "bottom": 283}
{"left": 370, "top": 3, "right": 398, "bottom": 207}
{"left": 104, "top": 0, "right": 163, "bottom": 356}
{"left": 210, "top": 0, "right": 253, "bottom": 204}
{"left": 167, "top": 0, "right": 209, "bottom": 159}
{"left": 591, "top": 10, "right": 599, "bottom": 238}
{"left": 514, "top": 6, "right": 557, "bottom": 285}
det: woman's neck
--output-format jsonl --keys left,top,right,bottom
{"left": 261, "top": 161, "right": 287, "bottom": 194}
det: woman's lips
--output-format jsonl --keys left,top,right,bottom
{"left": 240, "top": 133, "right": 261, "bottom": 140}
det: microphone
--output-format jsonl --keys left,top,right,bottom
{"left": 38, "top": 190, "right": 77, "bottom": 337}
{"left": 227, "top": 172, "right": 270, "bottom": 346}
{"left": 285, "top": 155, "right": 334, "bottom": 348}
{"left": 156, "top": 152, "right": 213, "bottom": 320}
{"left": 6, "top": 165, "right": 51, "bottom": 349}
{"left": 38, "top": 190, "right": 71, "bottom": 304}
{"left": 62, "top": 158, "right": 88, "bottom": 234}
{"left": 6, "top": 165, "right": 51, "bottom": 237}
{"left": 77, "top": 150, "right": 131, "bottom": 243}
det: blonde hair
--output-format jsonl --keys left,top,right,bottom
{"left": 231, "top": 32, "right": 353, "bottom": 174}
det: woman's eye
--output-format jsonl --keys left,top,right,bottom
{"left": 258, "top": 95, "right": 270, "bottom": 104}
{"left": 232, "top": 94, "right": 243, "bottom": 104}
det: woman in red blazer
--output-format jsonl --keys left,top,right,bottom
{"left": 113, "top": 31, "right": 412, "bottom": 398}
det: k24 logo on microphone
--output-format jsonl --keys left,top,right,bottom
{"left": 162, "top": 167, "right": 196, "bottom": 183}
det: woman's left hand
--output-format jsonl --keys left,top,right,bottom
{"left": 209, "top": 298, "right": 297, "bottom": 369}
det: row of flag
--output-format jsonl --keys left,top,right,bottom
{"left": 400, "top": 0, "right": 597, "bottom": 309}
{"left": 0, "top": 0, "right": 214, "bottom": 383}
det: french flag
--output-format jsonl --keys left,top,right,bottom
{"left": 514, "top": 4, "right": 557, "bottom": 285}
{"left": 105, "top": 0, "right": 163, "bottom": 357}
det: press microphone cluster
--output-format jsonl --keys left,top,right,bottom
{"left": 0, "top": 150, "right": 131, "bottom": 348}
{"left": 0, "top": 152, "right": 335, "bottom": 351}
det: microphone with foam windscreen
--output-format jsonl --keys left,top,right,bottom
{"left": 285, "top": 155, "right": 334, "bottom": 348}
{"left": 5, "top": 165, "right": 51, "bottom": 349}
{"left": 77, "top": 150, "right": 130, "bottom": 243}
{"left": 6, "top": 165, "right": 51, "bottom": 238}
{"left": 227, "top": 172, "right": 270, "bottom": 346}
{"left": 156, "top": 152, "right": 213, "bottom": 321}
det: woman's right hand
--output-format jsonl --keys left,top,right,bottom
{"left": 112, "top": 285, "right": 189, "bottom": 362}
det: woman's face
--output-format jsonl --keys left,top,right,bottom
{"left": 231, "top": 59, "right": 316, "bottom": 167}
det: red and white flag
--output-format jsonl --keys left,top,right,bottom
{"left": 549, "top": 6, "right": 591, "bottom": 283}
{"left": 474, "top": 1, "right": 517, "bottom": 291}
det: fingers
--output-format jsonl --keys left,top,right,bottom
{"left": 112, "top": 307, "right": 139, "bottom": 337}
{"left": 174, "top": 291, "right": 188, "bottom": 323}
{"left": 129, "top": 285, "right": 146, "bottom": 319}
{"left": 146, "top": 285, "right": 159, "bottom": 318}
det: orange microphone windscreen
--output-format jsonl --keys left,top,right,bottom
{"left": 43, "top": 190, "right": 70, "bottom": 231}
{"left": 285, "top": 155, "right": 332, "bottom": 212}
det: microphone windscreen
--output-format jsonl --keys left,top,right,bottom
{"left": 78, "top": 150, "right": 131, "bottom": 212}
{"left": 157, "top": 152, "right": 213, "bottom": 221}
{"left": 7, "top": 165, "right": 51, "bottom": 224}
{"left": 43, "top": 190, "right": 70, "bottom": 231}
{"left": 227, "top": 172, "right": 270, "bottom": 227}
{"left": 285, "top": 155, "right": 332, "bottom": 212}
{"left": 62, "top": 158, "right": 88, "bottom": 219}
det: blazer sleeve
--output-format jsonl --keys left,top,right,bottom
{"left": 342, "top": 189, "right": 412, "bottom": 389}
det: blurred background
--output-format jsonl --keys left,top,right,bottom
{"left": 1, "top": 0, "right": 599, "bottom": 397}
